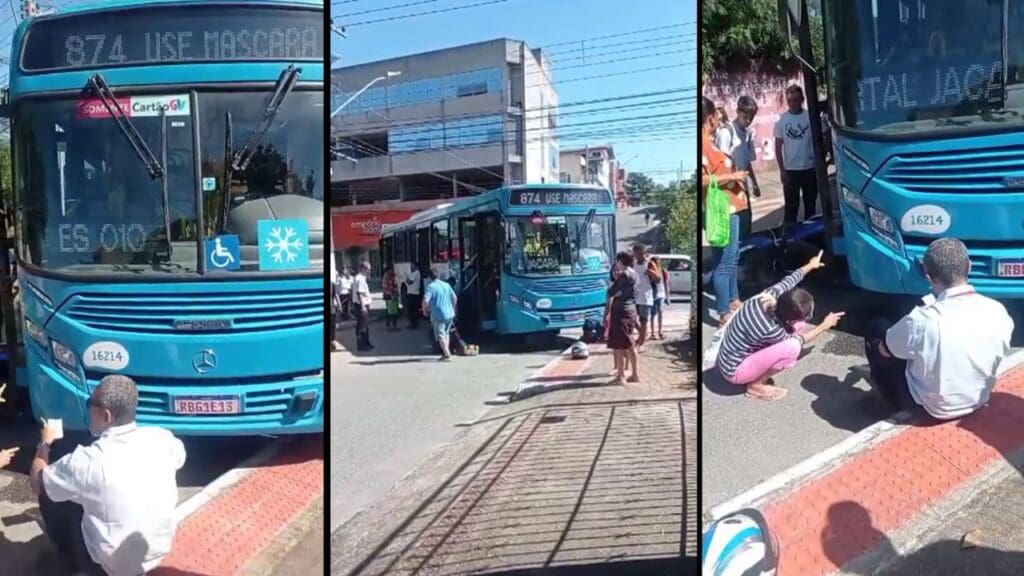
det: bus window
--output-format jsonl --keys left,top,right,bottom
{"left": 449, "top": 217, "right": 462, "bottom": 263}
{"left": 570, "top": 215, "right": 613, "bottom": 273}
{"left": 507, "top": 214, "right": 571, "bottom": 275}
{"left": 382, "top": 236, "right": 394, "bottom": 269}
{"left": 431, "top": 219, "right": 450, "bottom": 263}
{"left": 394, "top": 231, "right": 407, "bottom": 263}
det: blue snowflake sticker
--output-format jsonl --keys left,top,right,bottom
{"left": 258, "top": 219, "right": 310, "bottom": 271}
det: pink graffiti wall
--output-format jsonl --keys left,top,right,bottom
{"left": 704, "top": 62, "right": 803, "bottom": 171}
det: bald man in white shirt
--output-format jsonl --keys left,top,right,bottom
{"left": 866, "top": 238, "right": 1014, "bottom": 420}
{"left": 30, "top": 375, "right": 186, "bottom": 576}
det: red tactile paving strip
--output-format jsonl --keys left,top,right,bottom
{"left": 151, "top": 438, "right": 324, "bottom": 576}
{"left": 763, "top": 366, "right": 1024, "bottom": 575}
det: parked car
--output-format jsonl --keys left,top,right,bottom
{"left": 653, "top": 254, "right": 692, "bottom": 295}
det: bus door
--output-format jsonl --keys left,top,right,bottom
{"left": 477, "top": 212, "right": 501, "bottom": 329}
{"left": 457, "top": 217, "right": 482, "bottom": 330}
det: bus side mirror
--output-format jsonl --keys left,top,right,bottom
{"left": 777, "top": 0, "right": 802, "bottom": 34}
{"left": 0, "top": 88, "right": 9, "bottom": 119}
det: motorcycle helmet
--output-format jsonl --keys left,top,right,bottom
{"left": 702, "top": 508, "right": 778, "bottom": 576}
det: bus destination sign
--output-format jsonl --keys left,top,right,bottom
{"left": 509, "top": 189, "right": 611, "bottom": 206}
{"left": 21, "top": 7, "right": 323, "bottom": 72}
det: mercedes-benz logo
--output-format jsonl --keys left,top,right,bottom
{"left": 192, "top": 349, "right": 217, "bottom": 374}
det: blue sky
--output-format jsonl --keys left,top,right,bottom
{"left": 333, "top": 0, "right": 696, "bottom": 183}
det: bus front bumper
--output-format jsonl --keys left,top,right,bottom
{"left": 845, "top": 214, "right": 1024, "bottom": 298}
{"left": 500, "top": 303, "right": 607, "bottom": 334}
{"left": 26, "top": 346, "right": 324, "bottom": 436}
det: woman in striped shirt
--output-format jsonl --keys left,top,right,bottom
{"left": 717, "top": 251, "right": 844, "bottom": 400}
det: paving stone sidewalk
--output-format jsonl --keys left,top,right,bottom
{"left": 332, "top": 339, "right": 697, "bottom": 576}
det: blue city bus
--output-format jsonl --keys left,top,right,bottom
{"left": 380, "top": 184, "right": 616, "bottom": 337}
{"left": 781, "top": 0, "right": 1024, "bottom": 298}
{"left": 2, "top": 0, "right": 325, "bottom": 434}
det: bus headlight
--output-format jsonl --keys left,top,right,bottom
{"left": 25, "top": 318, "right": 46, "bottom": 346}
{"left": 50, "top": 340, "right": 79, "bottom": 371}
{"left": 841, "top": 185, "right": 865, "bottom": 215}
{"left": 868, "top": 206, "right": 895, "bottom": 236}
{"left": 523, "top": 300, "right": 534, "bottom": 311}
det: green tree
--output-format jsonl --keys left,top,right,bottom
{"left": 625, "top": 172, "right": 657, "bottom": 204}
{"left": 659, "top": 179, "right": 697, "bottom": 256}
{"left": 701, "top": 0, "right": 824, "bottom": 81}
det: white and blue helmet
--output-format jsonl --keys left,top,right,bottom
{"left": 702, "top": 508, "right": 778, "bottom": 576}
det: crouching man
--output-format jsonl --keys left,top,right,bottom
{"left": 866, "top": 238, "right": 1014, "bottom": 420}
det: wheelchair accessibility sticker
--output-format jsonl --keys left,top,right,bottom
{"left": 206, "top": 235, "right": 241, "bottom": 271}
{"left": 258, "top": 219, "right": 309, "bottom": 271}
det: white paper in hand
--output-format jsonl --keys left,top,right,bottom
{"left": 44, "top": 418, "right": 64, "bottom": 441}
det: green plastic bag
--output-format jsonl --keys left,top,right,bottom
{"left": 705, "top": 175, "right": 731, "bottom": 247}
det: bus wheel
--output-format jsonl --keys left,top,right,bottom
{"left": 522, "top": 330, "right": 560, "bottom": 349}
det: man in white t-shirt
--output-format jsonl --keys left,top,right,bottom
{"left": 338, "top": 267, "right": 353, "bottom": 321}
{"left": 774, "top": 84, "right": 818, "bottom": 224}
{"left": 405, "top": 262, "right": 423, "bottom": 330}
{"left": 31, "top": 375, "right": 186, "bottom": 576}
{"left": 632, "top": 244, "right": 655, "bottom": 351}
{"left": 353, "top": 261, "right": 374, "bottom": 351}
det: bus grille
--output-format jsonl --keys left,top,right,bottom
{"left": 519, "top": 277, "right": 608, "bottom": 295}
{"left": 86, "top": 373, "right": 319, "bottom": 425}
{"left": 64, "top": 289, "right": 323, "bottom": 334}
{"left": 883, "top": 145, "right": 1024, "bottom": 194}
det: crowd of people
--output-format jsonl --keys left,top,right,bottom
{"left": 701, "top": 85, "right": 820, "bottom": 328}
{"left": 331, "top": 242, "right": 674, "bottom": 380}
{"left": 701, "top": 88, "right": 1015, "bottom": 416}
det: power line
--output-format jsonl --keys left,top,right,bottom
{"left": 525, "top": 63, "right": 691, "bottom": 89}
{"left": 542, "top": 22, "right": 695, "bottom": 48}
{"left": 343, "top": 0, "right": 509, "bottom": 27}
{"left": 544, "top": 33, "right": 693, "bottom": 58}
{"left": 337, "top": 0, "right": 445, "bottom": 18}
{"left": 334, "top": 91, "right": 696, "bottom": 131}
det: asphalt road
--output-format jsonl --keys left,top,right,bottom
{"left": 701, "top": 260, "right": 1024, "bottom": 518}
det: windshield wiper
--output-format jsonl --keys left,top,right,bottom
{"left": 89, "top": 73, "right": 172, "bottom": 259}
{"left": 88, "top": 74, "right": 164, "bottom": 180}
{"left": 220, "top": 65, "right": 301, "bottom": 232}
{"left": 231, "top": 65, "right": 301, "bottom": 173}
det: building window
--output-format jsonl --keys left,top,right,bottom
{"left": 337, "top": 68, "right": 503, "bottom": 115}
{"left": 390, "top": 122, "right": 444, "bottom": 153}
{"left": 559, "top": 173, "right": 571, "bottom": 183}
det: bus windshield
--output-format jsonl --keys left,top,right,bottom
{"left": 17, "top": 94, "right": 198, "bottom": 273}
{"left": 826, "top": 0, "right": 1024, "bottom": 135}
{"left": 507, "top": 214, "right": 612, "bottom": 276}
{"left": 15, "top": 90, "right": 323, "bottom": 275}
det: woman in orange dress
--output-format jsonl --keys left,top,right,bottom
{"left": 701, "top": 95, "right": 751, "bottom": 326}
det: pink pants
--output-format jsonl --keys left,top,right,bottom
{"left": 726, "top": 323, "right": 807, "bottom": 386}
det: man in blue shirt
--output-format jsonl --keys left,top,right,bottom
{"left": 422, "top": 268, "right": 458, "bottom": 361}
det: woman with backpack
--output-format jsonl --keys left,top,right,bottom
{"left": 703, "top": 95, "right": 751, "bottom": 327}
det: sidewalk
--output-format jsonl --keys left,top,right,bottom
{"left": 707, "top": 358, "right": 1024, "bottom": 575}
{"left": 331, "top": 329, "right": 698, "bottom": 575}
{"left": 513, "top": 303, "right": 690, "bottom": 401}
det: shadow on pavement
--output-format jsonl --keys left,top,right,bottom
{"left": 343, "top": 400, "right": 698, "bottom": 576}
{"left": 337, "top": 322, "right": 575, "bottom": 359}
{"left": 801, "top": 369, "right": 895, "bottom": 433}
{"left": 820, "top": 501, "right": 1024, "bottom": 575}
